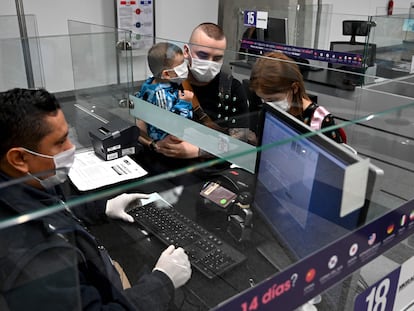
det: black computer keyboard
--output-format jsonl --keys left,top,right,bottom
{"left": 127, "top": 201, "right": 246, "bottom": 279}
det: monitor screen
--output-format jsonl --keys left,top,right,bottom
{"left": 261, "top": 17, "right": 288, "bottom": 45}
{"left": 240, "top": 17, "right": 288, "bottom": 60}
{"left": 242, "top": 17, "right": 288, "bottom": 45}
{"left": 343, "top": 20, "right": 371, "bottom": 37}
{"left": 252, "top": 104, "right": 370, "bottom": 262}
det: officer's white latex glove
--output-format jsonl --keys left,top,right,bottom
{"left": 153, "top": 245, "right": 192, "bottom": 288}
{"left": 105, "top": 193, "right": 150, "bottom": 223}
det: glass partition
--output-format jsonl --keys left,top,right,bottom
{"left": 67, "top": 20, "right": 136, "bottom": 148}
{"left": 0, "top": 23, "right": 414, "bottom": 310}
{"left": 0, "top": 15, "right": 44, "bottom": 90}
{"left": 0, "top": 14, "right": 39, "bottom": 39}
{"left": 370, "top": 14, "right": 414, "bottom": 81}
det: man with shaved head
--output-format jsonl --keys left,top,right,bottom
{"left": 153, "top": 23, "right": 255, "bottom": 159}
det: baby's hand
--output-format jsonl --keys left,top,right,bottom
{"left": 179, "top": 90, "right": 193, "bottom": 102}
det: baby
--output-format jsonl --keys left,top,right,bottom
{"left": 136, "top": 42, "right": 193, "bottom": 144}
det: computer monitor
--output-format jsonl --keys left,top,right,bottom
{"left": 252, "top": 103, "right": 381, "bottom": 265}
{"left": 240, "top": 17, "right": 288, "bottom": 60}
{"left": 342, "top": 20, "right": 372, "bottom": 43}
{"left": 259, "top": 17, "right": 288, "bottom": 45}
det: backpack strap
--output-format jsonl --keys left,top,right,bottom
{"left": 310, "top": 105, "right": 330, "bottom": 130}
{"left": 306, "top": 103, "right": 346, "bottom": 143}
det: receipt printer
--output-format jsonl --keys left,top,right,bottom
{"left": 89, "top": 119, "right": 141, "bottom": 161}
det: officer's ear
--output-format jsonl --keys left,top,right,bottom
{"left": 5, "top": 148, "right": 30, "bottom": 174}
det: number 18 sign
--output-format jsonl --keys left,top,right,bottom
{"left": 354, "top": 256, "right": 414, "bottom": 311}
{"left": 243, "top": 11, "right": 268, "bottom": 29}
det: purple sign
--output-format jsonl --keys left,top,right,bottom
{"left": 212, "top": 200, "right": 414, "bottom": 311}
{"left": 240, "top": 38, "right": 364, "bottom": 68}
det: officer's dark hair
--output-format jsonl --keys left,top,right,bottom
{"left": 0, "top": 88, "right": 60, "bottom": 158}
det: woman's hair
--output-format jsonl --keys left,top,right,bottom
{"left": 0, "top": 88, "right": 60, "bottom": 158}
{"left": 147, "top": 42, "right": 183, "bottom": 78}
{"left": 249, "top": 51, "right": 309, "bottom": 116}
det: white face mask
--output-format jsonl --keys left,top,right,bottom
{"left": 23, "top": 146, "right": 76, "bottom": 188}
{"left": 188, "top": 50, "right": 222, "bottom": 82}
{"left": 168, "top": 61, "right": 188, "bottom": 85}
{"left": 267, "top": 97, "right": 290, "bottom": 111}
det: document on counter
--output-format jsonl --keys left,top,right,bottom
{"left": 68, "top": 149, "right": 148, "bottom": 191}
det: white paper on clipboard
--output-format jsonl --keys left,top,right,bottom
{"left": 68, "top": 149, "right": 148, "bottom": 191}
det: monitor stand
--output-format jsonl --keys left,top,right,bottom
{"left": 257, "top": 240, "right": 294, "bottom": 271}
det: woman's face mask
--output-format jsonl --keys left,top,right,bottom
{"left": 267, "top": 97, "right": 290, "bottom": 111}
{"left": 188, "top": 48, "right": 222, "bottom": 82}
{"left": 23, "top": 146, "right": 76, "bottom": 188}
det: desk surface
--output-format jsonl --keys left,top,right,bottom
{"left": 88, "top": 150, "right": 355, "bottom": 311}
{"left": 89, "top": 159, "right": 277, "bottom": 310}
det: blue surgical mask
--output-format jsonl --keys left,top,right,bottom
{"left": 23, "top": 146, "right": 76, "bottom": 188}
